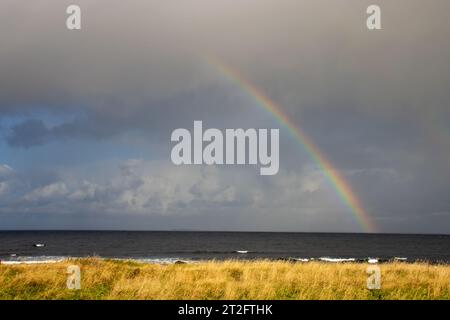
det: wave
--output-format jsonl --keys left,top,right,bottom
{"left": 160, "top": 250, "right": 259, "bottom": 254}
{"left": 0, "top": 256, "right": 197, "bottom": 265}
{"left": 0, "top": 256, "right": 66, "bottom": 265}
{"left": 319, "top": 257, "right": 356, "bottom": 263}
{"left": 0, "top": 255, "right": 412, "bottom": 265}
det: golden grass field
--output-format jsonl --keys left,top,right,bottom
{"left": 0, "top": 258, "right": 449, "bottom": 300}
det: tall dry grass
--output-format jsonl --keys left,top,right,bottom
{"left": 0, "top": 258, "right": 448, "bottom": 299}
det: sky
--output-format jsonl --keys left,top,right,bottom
{"left": 0, "top": 0, "right": 449, "bottom": 233}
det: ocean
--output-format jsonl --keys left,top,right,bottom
{"left": 0, "top": 231, "right": 449, "bottom": 264}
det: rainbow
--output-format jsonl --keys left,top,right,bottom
{"left": 208, "top": 56, "right": 376, "bottom": 233}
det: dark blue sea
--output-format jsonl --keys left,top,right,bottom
{"left": 0, "top": 231, "right": 449, "bottom": 263}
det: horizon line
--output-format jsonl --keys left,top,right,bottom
{"left": 0, "top": 229, "right": 448, "bottom": 236}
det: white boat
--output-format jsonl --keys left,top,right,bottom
{"left": 236, "top": 250, "right": 248, "bottom": 254}
{"left": 33, "top": 243, "right": 45, "bottom": 247}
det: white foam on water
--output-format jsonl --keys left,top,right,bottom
{"left": 133, "top": 258, "right": 197, "bottom": 264}
{"left": 1, "top": 260, "right": 61, "bottom": 265}
{"left": 0, "top": 255, "right": 199, "bottom": 265}
{"left": 1, "top": 256, "right": 66, "bottom": 265}
{"left": 319, "top": 257, "right": 356, "bottom": 263}
{"left": 294, "top": 258, "right": 309, "bottom": 262}
{"left": 0, "top": 255, "right": 411, "bottom": 265}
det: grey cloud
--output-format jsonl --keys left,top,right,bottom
{"left": 0, "top": 160, "right": 347, "bottom": 218}
{"left": 1, "top": 1, "right": 449, "bottom": 123}
{"left": 1, "top": 0, "right": 449, "bottom": 152}
{"left": 1, "top": 160, "right": 448, "bottom": 232}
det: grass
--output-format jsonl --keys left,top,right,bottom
{"left": 0, "top": 258, "right": 449, "bottom": 299}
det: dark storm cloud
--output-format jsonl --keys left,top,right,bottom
{"left": 1, "top": 0, "right": 449, "bottom": 132}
